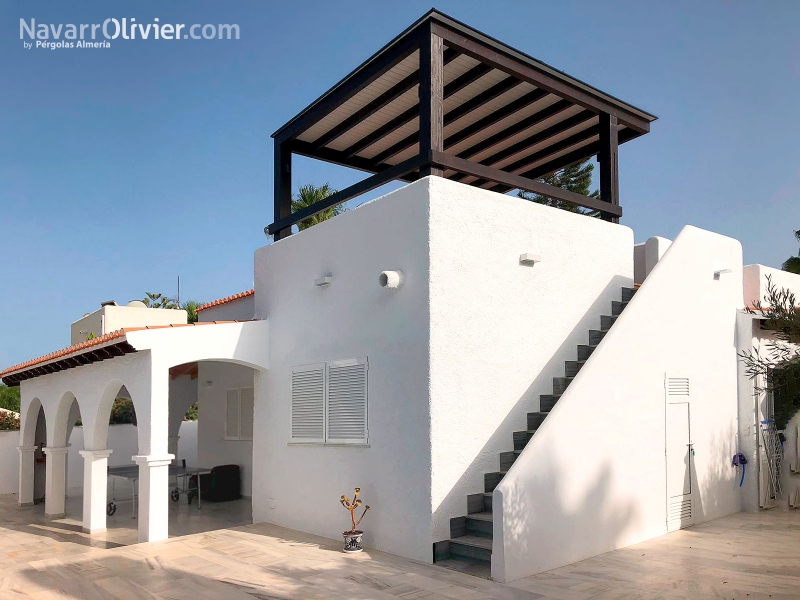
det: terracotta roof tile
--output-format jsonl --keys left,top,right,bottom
{"left": 196, "top": 289, "right": 255, "bottom": 312}
{"left": 0, "top": 320, "right": 251, "bottom": 380}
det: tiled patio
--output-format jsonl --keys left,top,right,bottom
{"left": 1, "top": 493, "right": 799, "bottom": 599}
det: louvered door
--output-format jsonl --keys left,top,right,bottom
{"left": 291, "top": 364, "right": 325, "bottom": 443}
{"left": 326, "top": 358, "right": 368, "bottom": 444}
{"left": 665, "top": 375, "right": 694, "bottom": 531}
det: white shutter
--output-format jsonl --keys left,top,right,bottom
{"left": 225, "top": 388, "right": 241, "bottom": 439}
{"left": 291, "top": 364, "right": 325, "bottom": 443}
{"left": 326, "top": 358, "right": 368, "bottom": 444}
{"left": 240, "top": 387, "right": 254, "bottom": 440}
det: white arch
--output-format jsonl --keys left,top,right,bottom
{"left": 20, "top": 397, "right": 43, "bottom": 447}
{"left": 49, "top": 391, "right": 82, "bottom": 447}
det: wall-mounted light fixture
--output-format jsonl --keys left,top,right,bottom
{"left": 714, "top": 269, "right": 732, "bottom": 280}
{"left": 519, "top": 253, "right": 541, "bottom": 266}
{"left": 379, "top": 270, "right": 404, "bottom": 289}
{"left": 315, "top": 274, "right": 333, "bottom": 287}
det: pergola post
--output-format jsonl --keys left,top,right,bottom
{"left": 273, "top": 138, "right": 293, "bottom": 240}
{"left": 419, "top": 27, "right": 444, "bottom": 177}
{"left": 598, "top": 112, "right": 620, "bottom": 223}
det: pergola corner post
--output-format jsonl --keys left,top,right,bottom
{"left": 273, "top": 137, "right": 293, "bottom": 240}
{"left": 598, "top": 112, "right": 620, "bottom": 223}
{"left": 418, "top": 27, "right": 444, "bottom": 178}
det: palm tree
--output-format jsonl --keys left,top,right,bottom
{"left": 181, "top": 300, "right": 201, "bottom": 323}
{"left": 142, "top": 292, "right": 178, "bottom": 309}
{"left": 783, "top": 230, "right": 800, "bottom": 274}
{"left": 291, "top": 183, "right": 344, "bottom": 231}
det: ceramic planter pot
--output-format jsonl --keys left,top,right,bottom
{"left": 342, "top": 531, "right": 364, "bottom": 553}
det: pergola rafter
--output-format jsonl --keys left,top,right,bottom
{"left": 267, "top": 9, "right": 656, "bottom": 240}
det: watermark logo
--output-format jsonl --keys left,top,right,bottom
{"left": 20, "top": 18, "right": 240, "bottom": 50}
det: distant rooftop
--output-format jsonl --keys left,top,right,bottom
{"left": 267, "top": 9, "right": 656, "bottom": 239}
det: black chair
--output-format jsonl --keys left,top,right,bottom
{"left": 188, "top": 464, "right": 241, "bottom": 503}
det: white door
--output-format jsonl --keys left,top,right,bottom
{"left": 665, "top": 376, "right": 694, "bottom": 531}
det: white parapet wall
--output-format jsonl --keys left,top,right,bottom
{"left": 492, "top": 225, "right": 744, "bottom": 582}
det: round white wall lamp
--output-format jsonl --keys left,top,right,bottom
{"left": 379, "top": 270, "right": 404, "bottom": 289}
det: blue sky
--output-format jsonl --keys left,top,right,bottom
{"left": 1, "top": 1, "right": 799, "bottom": 368}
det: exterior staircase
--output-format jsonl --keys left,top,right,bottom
{"left": 433, "top": 286, "right": 637, "bottom": 578}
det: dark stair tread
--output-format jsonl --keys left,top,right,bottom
{"left": 450, "top": 535, "right": 493, "bottom": 550}
{"left": 466, "top": 511, "right": 493, "bottom": 522}
{"left": 433, "top": 557, "right": 491, "bottom": 579}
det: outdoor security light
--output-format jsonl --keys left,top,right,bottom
{"left": 315, "top": 275, "right": 333, "bottom": 287}
{"left": 714, "top": 269, "right": 732, "bottom": 280}
{"left": 519, "top": 253, "right": 542, "bottom": 266}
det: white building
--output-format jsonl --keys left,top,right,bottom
{"left": 2, "top": 10, "right": 799, "bottom": 584}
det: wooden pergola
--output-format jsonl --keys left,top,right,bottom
{"left": 267, "top": 9, "right": 656, "bottom": 240}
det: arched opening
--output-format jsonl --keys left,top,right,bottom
{"left": 49, "top": 392, "right": 83, "bottom": 520}
{"left": 21, "top": 399, "right": 47, "bottom": 504}
{"left": 163, "top": 359, "right": 257, "bottom": 536}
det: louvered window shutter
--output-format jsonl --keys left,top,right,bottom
{"left": 240, "top": 387, "right": 254, "bottom": 440}
{"left": 326, "top": 358, "right": 368, "bottom": 444}
{"left": 225, "top": 388, "right": 241, "bottom": 438}
{"left": 291, "top": 364, "right": 325, "bottom": 443}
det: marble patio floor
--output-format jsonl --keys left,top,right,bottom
{"left": 1, "top": 493, "right": 799, "bottom": 599}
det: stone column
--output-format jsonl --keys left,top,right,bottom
{"left": 43, "top": 445, "right": 70, "bottom": 519}
{"left": 132, "top": 454, "right": 174, "bottom": 542}
{"left": 17, "top": 446, "right": 37, "bottom": 506}
{"left": 79, "top": 449, "right": 113, "bottom": 533}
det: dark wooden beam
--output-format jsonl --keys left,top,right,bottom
{"left": 598, "top": 113, "right": 619, "bottom": 223}
{"left": 444, "top": 75, "right": 522, "bottom": 127}
{"left": 419, "top": 29, "right": 444, "bottom": 176}
{"left": 433, "top": 150, "right": 621, "bottom": 218}
{"left": 444, "top": 88, "right": 547, "bottom": 150}
{"left": 308, "top": 48, "right": 460, "bottom": 151}
{"left": 372, "top": 75, "right": 534, "bottom": 166}
{"left": 341, "top": 57, "right": 487, "bottom": 162}
{"left": 266, "top": 155, "right": 426, "bottom": 236}
{"left": 430, "top": 21, "right": 652, "bottom": 134}
{"left": 464, "top": 119, "right": 598, "bottom": 187}
{"left": 274, "top": 32, "right": 421, "bottom": 143}
{"left": 273, "top": 139, "right": 293, "bottom": 240}
{"left": 454, "top": 99, "right": 572, "bottom": 166}
{"left": 486, "top": 142, "right": 601, "bottom": 194}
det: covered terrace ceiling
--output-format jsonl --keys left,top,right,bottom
{"left": 267, "top": 9, "right": 656, "bottom": 239}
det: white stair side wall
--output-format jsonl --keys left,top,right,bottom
{"left": 493, "top": 225, "right": 744, "bottom": 583}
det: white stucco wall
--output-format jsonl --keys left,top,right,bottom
{"left": 198, "top": 294, "right": 255, "bottom": 323}
{"left": 71, "top": 305, "right": 188, "bottom": 345}
{"left": 0, "top": 430, "right": 19, "bottom": 494}
{"left": 197, "top": 361, "right": 254, "bottom": 496}
{"left": 493, "top": 226, "right": 744, "bottom": 582}
{"left": 253, "top": 178, "right": 432, "bottom": 561}
{"left": 743, "top": 264, "right": 800, "bottom": 308}
{"left": 427, "top": 177, "right": 634, "bottom": 547}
